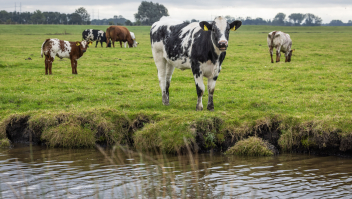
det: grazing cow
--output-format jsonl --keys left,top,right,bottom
{"left": 82, "top": 29, "right": 110, "bottom": 47}
{"left": 267, "top": 31, "right": 294, "bottom": 63}
{"left": 150, "top": 16, "right": 242, "bottom": 111}
{"left": 124, "top": 32, "right": 139, "bottom": 48}
{"left": 106, "top": 26, "right": 134, "bottom": 48}
{"left": 41, "top": 38, "right": 92, "bottom": 75}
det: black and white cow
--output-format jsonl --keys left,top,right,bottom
{"left": 150, "top": 16, "right": 242, "bottom": 111}
{"left": 82, "top": 29, "right": 110, "bottom": 47}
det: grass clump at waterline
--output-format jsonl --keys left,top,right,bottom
{"left": 0, "top": 138, "right": 10, "bottom": 148}
{"left": 225, "top": 137, "right": 275, "bottom": 156}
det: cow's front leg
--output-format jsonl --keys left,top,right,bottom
{"left": 207, "top": 77, "right": 217, "bottom": 111}
{"left": 71, "top": 59, "right": 77, "bottom": 74}
{"left": 194, "top": 75, "right": 205, "bottom": 111}
{"left": 163, "top": 63, "right": 175, "bottom": 105}
{"left": 119, "top": 41, "right": 122, "bottom": 48}
{"left": 95, "top": 41, "right": 98, "bottom": 48}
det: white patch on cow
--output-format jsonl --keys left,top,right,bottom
{"left": 151, "top": 16, "right": 183, "bottom": 35}
{"left": 81, "top": 40, "right": 87, "bottom": 49}
{"left": 97, "top": 30, "right": 104, "bottom": 41}
{"left": 214, "top": 17, "right": 228, "bottom": 43}
{"left": 45, "top": 39, "right": 72, "bottom": 59}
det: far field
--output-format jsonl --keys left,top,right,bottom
{"left": 0, "top": 24, "right": 352, "bottom": 151}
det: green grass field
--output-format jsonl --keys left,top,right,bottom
{"left": 1, "top": 24, "right": 352, "bottom": 151}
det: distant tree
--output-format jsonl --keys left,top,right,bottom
{"left": 109, "top": 21, "right": 114, "bottom": 25}
{"left": 75, "top": 7, "right": 90, "bottom": 25}
{"left": 224, "top": 15, "right": 236, "bottom": 23}
{"left": 134, "top": 20, "right": 142, "bottom": 26}
{"left": 349, "top": 20, "right": 352, "bottom": 24}
{"left": 125, "top": 20, "right": 133, "bottom": 26}
{"left": 69, "top": 13, "right": 82, "bottom": 24}
{"left": 191, "top": 19, "right": 198, "bottom": 23}
{"left": 31, "top": 10, "right": 45, "bottom": 24}
{"left": 272, "top": 13, "right": 286, "bottom": 25}
{"left": 288, "top": 13, "right": 306, "bottom": 26}
{"left": 303, "top": 13, "right": 322, "bottom": 26}
{"left": 184, "top": 20, "right": 190, "bottom": 23}
{"left": 134, "top": 1, "right": 169, "bottom": 25}
{"left": 329, "top": 20, "right": 344, "bottom": 26}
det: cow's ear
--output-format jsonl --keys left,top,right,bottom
{"left": 76, "top": 41, "right": 81, "bottom": 46}
{"left": 88, "top": 41, "right": 92, "bottom": 46}
{"left": 229, "top": 20, "right": 242, "bottom": 31}
{"left": 199, "top": 21, "right": 212, "bottom": 31}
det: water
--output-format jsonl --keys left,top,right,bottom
{"left": 1, "top": 144, "right": 352, "bottom": 198}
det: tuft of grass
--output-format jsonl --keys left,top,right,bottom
{"left": 0, "top": 138, "right": 10, "bottom": 148}
{"left": 41, "top": 123, "right": 96, "bottom": 148}
{"left": 225, "top": 137, "right": 274, "bottom": 156}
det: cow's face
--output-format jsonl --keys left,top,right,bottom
{"left": 288, "top": 49, "right": 295, "bottom": 62}
{"left": 199, "top": 17, "right": 242, "bottom": 52}
{"left": 133, "top": 40, "right": 139, "bottom": 47}
{"left": 76, "top": 41, "right": 92, "bottom": 53}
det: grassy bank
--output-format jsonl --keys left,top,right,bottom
{"left": 1, "top": 25, "right": 352, "bottom": 154}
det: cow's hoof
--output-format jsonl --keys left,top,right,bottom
{"left": 196, "top": 106, "right": 203, "bottom": 111}
{"left": 207, "top": 107, "right": 214, "bottom": 111}
{"left": 163, "top": 102, "right": 170, "bottom": 106}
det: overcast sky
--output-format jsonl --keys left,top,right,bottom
{"left": 2, "top": 0, "right": 352, "bottom": 23}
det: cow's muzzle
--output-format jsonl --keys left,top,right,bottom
{"left": 82, "top": 49, "right": 86, "bottom": 53}
{"left": 218, "top": 40, "right": 228, "bottom": 51}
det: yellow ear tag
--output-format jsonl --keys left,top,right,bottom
{"left": 76, "top": 42, "right": 80, "bottom": 46}
{"left": 231, "top": 27, "right": 236, "bottom": 31}
{"left": 204, "top": 25, "right": 208, "bottom": 31}
{"left": 88, "top": 42, "right": 92, "bottom": 46}
{"left": 292, "top": 49, "right": 295, "bottom": 52}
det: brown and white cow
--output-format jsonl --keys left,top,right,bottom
{"left": 41, "top": 39, "right": 92, "bottom": 75}
{"left": 106, "top": 26, "right": 134, "bottom": 48}
{"left": 267, "top": 31, "right": 294, "bottom": 63}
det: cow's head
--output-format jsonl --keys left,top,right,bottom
{"left": 133, "top": 39, "right": 139, "bottom": 47}
{"left": 76, "top": 40, "right": 92, "bottom": 53}
{"left": 199, "top": 16, "right": 242, "bottom": 52}
{"left": 287, "top": 49, "right": 295, "bottom": 62}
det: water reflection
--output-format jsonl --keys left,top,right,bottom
{"left": 0, "top": 144, "right": 351, "bottom": 198}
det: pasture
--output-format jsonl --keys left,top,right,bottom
{"left": 0, "top": 24, "right": 352, "bottom": 152}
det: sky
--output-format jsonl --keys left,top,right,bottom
{"left": 2, "top": 0, "right": 352, "bottom": 23}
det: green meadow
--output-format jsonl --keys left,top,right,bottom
{"left": 0, "top": 24, "right": 352, "bottom": 152}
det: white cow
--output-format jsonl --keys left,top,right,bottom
{"left": 267, "top": 31, "right": 294, "bottom": 63}
{"left": 124, "top": 32, "right": 138, "bottom": 48}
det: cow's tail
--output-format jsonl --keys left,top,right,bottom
{"left": 106, "top": 27, "right": 110, "bottom": 42}
{"left": 41, "top": 39, "right": 50, "bottom": 58}
{"left": 270, "top": 31, "right": 278, "bottom": 47}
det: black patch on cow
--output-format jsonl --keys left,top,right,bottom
{"left": 165, "top": 81, "right": 170, "bottom": 97}
{"left": 150, "top": 25, "right": 168, "bottom": 44}
{"left": 191, "top": 60, "right": 202, "bottom": 78}
{"left": 191, "top": 30, "right": 219, "bottom": 64}
{"left": 213, "top": 76, "right": 218, "bottom": 81}
{"left": 196, "top": 83, "right": 203, "bottom": 97}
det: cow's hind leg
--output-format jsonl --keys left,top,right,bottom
{"left": 276, "top": 46, "right": 281, "bottom": 62}
{"left": 269, "top": 47, "right": 274, "bottom": 63}
{"left": 48, "top": 57, "right": 54, "bottom": 75}
{"left": 164, "top": 63, "right": 175, "bottom": 105}
{"left": 154, "top": 57, "right": 169, "bottom": 105}
{"left": 119, "top": 41, "right": 122, "bottom": 48}
{"left": 95, "top": 41, "right": 98, "bottom": 48}
{"left": 45, "top": 56, "right": 49, "bottom": 75}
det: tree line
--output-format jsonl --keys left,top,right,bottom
{"left": 0, "top": 7, "right": 90, "bottom": 25}
{"left": 1, "top": 1, "right": 351, "bottom": 26}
